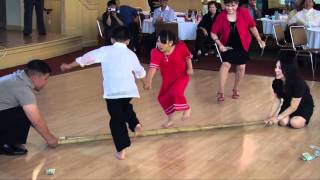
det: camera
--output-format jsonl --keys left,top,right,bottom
{"left": 108, "top": 7, "right": 116, "bottom": 12}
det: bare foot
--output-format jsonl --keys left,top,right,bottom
{"left": 162, "top": 120, "right": 174, "bottom": 128}
{"left": 181, "top": 108, "right": 191, "bottom": 121}
{"left": 114, "top": 150, "right": 125, "bottom": 160}
{"left": 131, "top": 124, "right": 142, "bottom": 142}
{"left": 134, "top": 124, "right": 142, "bottom": 136}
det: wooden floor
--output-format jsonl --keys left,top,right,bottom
{"left": 0, "top": 30, "right": 66, "bottom": 48}
{"left": 0, "top": 67, "right": 320, "bottom": 179}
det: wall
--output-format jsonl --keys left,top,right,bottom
{"left": 5, "top": 0, "right": 23, "bottom": 30}
{"left": 268, "top": 0, "right": 285, "bottom": 8}
{"left": 44, "top": 0, "right": 62, "bottom": 33}
{"left": 61, "top": 0, "right": 99, "bottom": 46}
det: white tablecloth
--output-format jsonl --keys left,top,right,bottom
{"left": 307, "top": 27, "right": 320, "bottom": 49}
{"left": 142, "top": 18, "right": 197, "bottom": 40}
{"left": 260, "top": 18, "right": 287, "bottom": 35}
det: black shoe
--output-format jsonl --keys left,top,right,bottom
{"left": 39, "top": 32, "right": 46, "bottom": 36}
{"left": 0, "top": 144, "right": 28, "bottom": 156}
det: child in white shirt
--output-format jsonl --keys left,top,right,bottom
{"left": 60, "top": 26, "right": 146, "bottom": 160}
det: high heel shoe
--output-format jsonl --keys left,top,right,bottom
{"left": 216, "top": 92, "right": 224, "bottom": 102}
{"left": 232, "top": 89, "right": 240, "bottom": 99}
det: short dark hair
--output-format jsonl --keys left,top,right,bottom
{"left": 224, "top": 0, "right": 239, "bottom": 4}
{"left": 110, "top": 26, "right": 130, "bottom": 42}
{"left": 107, "top": 0, "right": 116, "bottom": 7}
{"left": 25, "top": 59, "right": 52, "bottom": 76}
{"left": 158, "top": 30, "right": 177, "bottom": 45}
{"left": 208, "top": 1, "right": 217, "bottom": 8}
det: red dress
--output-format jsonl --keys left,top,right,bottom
{"left": 150, "top": 41, "right": 192, "bottom": 115}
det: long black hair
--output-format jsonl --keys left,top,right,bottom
{"left": 278, "top": 52, "right": 306, "bottom": 95}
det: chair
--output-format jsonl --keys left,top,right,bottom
{"left": 96, "top": 17, "right": 105, "bottom": 39}
{"left": 273, "top": 23, "right": 294, "bottom": 55}
{"left": 155, "top": 22, "right": 178, "bottom": 38}
{"left": 290, "top": 25, "right": 315, "bottom": 78}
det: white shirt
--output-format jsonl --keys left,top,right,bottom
{"left": 288, "top": 8, "right": 320, "bottom": 27}
{"left": 76, "top": 42, "right": 146, "bottom": 99}
{"left": 152, "top": 6, "right": 176, "bottom": 24}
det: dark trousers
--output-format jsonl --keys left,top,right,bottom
{"left": 23, "top": 0, "right": 46, "bottom": 35}
{"left": 193, "top": 29, "right": 214, "bottom": 57}
{"left": 144, "top": 32, "right": 157, "bottom": 61}
{"left": 0, "top": 107, "right": 31, "bottom": 145}
{"left": 128, "top": 22, "right": 140, "bottom": 53}
{"left": 105, "top": 98, "right": 140, "bottom": 152}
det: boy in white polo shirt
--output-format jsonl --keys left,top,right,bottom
{"left": 60, "top": 26, "right": 146, "bottom": 160}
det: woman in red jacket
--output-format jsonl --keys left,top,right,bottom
{"left": 211, "top": 0, "right": 265, "bottom": 102}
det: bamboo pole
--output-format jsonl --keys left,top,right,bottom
{"left": 58, "top": 120, "right": 265, "bottom": 145}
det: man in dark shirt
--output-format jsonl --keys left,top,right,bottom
{"left": 193, "top": 1, "right": 219, "bottom": 62}
{"left": 102, "top": 0, "right": 124, "bottom": 45}
{"left": 115, "top": 0, "right": 141, "bottom": 52}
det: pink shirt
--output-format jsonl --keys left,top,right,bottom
{"left": 211, "top": 7, "right": 256, "bottom": 52}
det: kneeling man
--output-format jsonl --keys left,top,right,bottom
{"left": 0, "top": 60, "right": 58, "bottom": 155}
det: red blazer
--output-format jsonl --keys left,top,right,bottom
{"left": 211, "top": 7, "right": 256, "bottom": 52}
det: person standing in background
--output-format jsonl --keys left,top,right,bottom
{"left": 211, "top": 0, "right": 265, "bottom": 102}
{"left": 148, "top": 0, "right": 160, "bottom": 13}
{"left": 23, "top": 0, "right": 46, "bottom": 36}
{"left": 102, "top": 0, "right": 124, "bottom": 45}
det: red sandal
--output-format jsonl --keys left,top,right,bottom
{"left": 216, "top": 92, "right": 224, "bottom": 102}
{"left": 232, "top": 89, "right": 240, "bottom": 99}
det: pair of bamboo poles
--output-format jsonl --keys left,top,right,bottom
{"left": 58, "top": 120, "right": 265, "bottom": 145}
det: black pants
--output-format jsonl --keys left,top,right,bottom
{"left": 0, "top": 107, "right": 31, "bottom": 145}
{"left": 23, "top": 0, "right": 46, "bottom": 35}
{"left": 193, "top": 29, "right": 214, "bottom": 58}
{"left": 144, "top": 32, "right": 157, "bottom": 61}
{"left": 128, "top": 22, "right": 140, "bottom": 52}
{"left": 105, "top": 98, "right": 140, "bottom": 152}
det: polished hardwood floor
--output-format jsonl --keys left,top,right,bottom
{"left": 0, "top": 30, "right": 67, "bottom": 48}
{"left": 0, "top": 67, "right": 319, "bottom": 179}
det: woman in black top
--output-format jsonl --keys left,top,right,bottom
{"left": 193, "top": 1, "right": 220, "bottom": 61}
{"left": 265, "top": 53, "right": 314, "bottom": 129}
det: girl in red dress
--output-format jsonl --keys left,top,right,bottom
{"left": 144, "top": 30, "right": 193, "bottom": 128}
